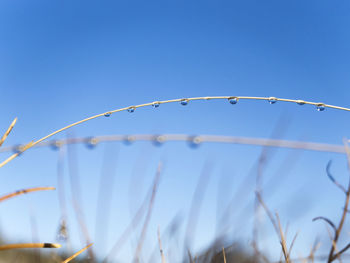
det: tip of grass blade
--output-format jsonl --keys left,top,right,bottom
{"left": 62, "top": 243, "right": 93, "bottom": 263}
{"left": 44, "top": 243, "right": 62, "bottom": 248}
{"left": 0, "top": 117, "right": 18, "bottom": 147}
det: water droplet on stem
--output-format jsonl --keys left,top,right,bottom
{"left": 228, "top": 97, "right": 238, "bottom": 104}
{"left": 152, "top": 102, "right": 160, "bottom": 108}
{"left": 316, "top": 104, "right": 325, "bottom": 111}
{"left": 268, "top": 97, "right": 277, "bottom": 104}
{"left": 128, "top": 107, "right": 136, "bottom": 113}
{"left": 180, "top": 99, "right": 189, "bottom": 106}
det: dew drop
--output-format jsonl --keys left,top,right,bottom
{"left": 188, "top": 136, "right": 201, "bottom": 149}
{"left": 123, "top": 135, "right": 135, "bottom": 145}
{"left": 268, "top": 97, "right": 277, "bottom": 104}
{"left": 86, "top": 137, "right": 98, "bottom": 149}
{"left": 127, "top": 107, "right": 135, "bottom": 113}
{"left": 296, "top": 100, "right": 305, "bottom": 105}
{"left": 180, "top": 99, "right": 188, "bottom": 106}
{"left": 56, "top": 219, "right": 68, "bottom": 242}
{"left": 104, "top": 112, "right": 111, "bottom": 117}
{"left": 152, "top": 102, "right": 160, "bottom": 108}
{"left": 153, "top": 135, "right": 165, "bottom": 147}
{"left": 317, "top": 104, "right": 325, "bottom": 111}
{"left": 50, "top": 140, "right": 63, "bottom": 151}
{"left": 228, "top": 97, "right": 238, "bottom": 105}
{"left": 13, "top": 145, "right": 25, "bottom": 155}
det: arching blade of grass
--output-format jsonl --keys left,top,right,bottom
{"left": 1, "top": 96, "right": 350, "bottom": 168}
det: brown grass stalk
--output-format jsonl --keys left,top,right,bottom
{"left": 72, "top": 200, "right": 95, "bottom": 262}
{"left": 0, "top": 243, "right": 61, "bottom": 250}
{"left": 256, "top": 192, "right": 295, "bottom": 263}
{"left": 0, "top": 186, "right": 55, "bottom": 203}
{"left": 276, "top": 213, "right": 291, "bottom": 263}
{"left": 61, "top": 243, "right": 93, "bottom": 263}
{"left": 187, "top": 249, "right": 195, "bottom": 263}
{"left": 0, "top": 117, "right": 17, "bottom": 147}
{"left": 157, "top": 226, "right": 166, "bottom": 263}
{"left": 326, "top": 139, "right": 350, "bottom": 262}
{"left": 184, "top": 161, "right": 213, "bottom": 249}
{"left": 308, "top": 239, "right": 321, "bottom": 263}
{"left": 133, "top": 163, "right": 162, "bottom": 262}
{"left": 103, "top": 170, "right": 157, "bottom": 262}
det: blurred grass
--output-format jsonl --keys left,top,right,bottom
{"left": 2, "top": 97, "right": 350, "bottom": 262}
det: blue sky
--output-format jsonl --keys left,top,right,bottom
{"left": 0, "top": 0, "right": 350, "bottom": 261}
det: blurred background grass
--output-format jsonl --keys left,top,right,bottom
{"left": 1, "top": 0, "right": 350, "bottom": 262}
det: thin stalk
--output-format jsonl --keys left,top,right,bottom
{"left": 1, "top": 96, "right": 349, "bottom": 168}
{"left": 61, "top": 243, "right": 93, "bottom": 263}
{"left": 0, "top": 243, "right": 61, "bottom": 250}
{"left": 0, "top": 117, "right": 17, "bottom": 147}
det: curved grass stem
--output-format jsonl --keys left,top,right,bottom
{"left": 1, "top": 96, "right": 349, "bottom": 168}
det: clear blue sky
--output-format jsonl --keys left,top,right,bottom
{"left": 0, "top": 0, "right": 350, "bottom": 261}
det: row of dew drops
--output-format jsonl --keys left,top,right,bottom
{"left": 103, "top": 96, "right": 326, "bottom": 118}
{"left": 13, "top": 135, "right": 203, "bottom": 153}
{"left": 60, "top": 95, "right": 328, "bottom": 151}
{"left": 11, "top": 97, "right": 327, "bottom": 154}
{"left": 224, "top": 97, "right": 324, "bottom": 111}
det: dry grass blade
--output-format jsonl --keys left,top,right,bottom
{"left": 344, "top": 138, "right": 350, "bottom": 168}
{"left": 0, "top": 117, "right": 17, "bottom": 147}
{"left": 94, "top": 144, "right": 118, "bottom": 255}
{"left": 276, "top": 213, "right": 290, "bottom": 263}
{"left": 255, "top": 192, "right": 279, "bottom": 234}
{"left": 327, "top": 139, "right": 350, "bottom": 263}
{"left": 256, "top": 192, "right": 293, "bottom": 263}
{"left": 222, "top": 247, "right": 227, "bottom": 263}
{"left": 0, "top": 243, "right": 61, "bottom": 250}
{"left": 66, "top": 139, "right": 95, "bottom": 261}
{"left": 157, "top": 226, "right": 166, "bottom": 263}
{"left": 103, "top": 166, "right": 158, "bottom": 262}
{"left": 287, "top": 231, "right": 299, "bottom": 259}
{"left": 1, "top": 96, "right": 349, "bottom": 168}
{"left": 0, "top": 186, "right": 55, "bottom": 203}
{"left": 282, "top": 253, "right": 350, "bottom": 263}
{"left": 308, "top": 239, "right": 321, "bottom": 263}
{"left": 72, "top": 200, "right": 95, "bottom": 261}
{"left": 29, "top": 209, "right": 41, "bottom": 263}
{"left": 61, "top": 243, "right": 93, "bottom": 263}
{"left": 312, "top": 217, "right": 336, "bottom": 232}
{"left": 325, "top": 225, "right": 342, "bottom": 263}
{"left": 332, "top": 244, "right": 350, "bottom": 262}
{"left": 326, "top": 160, "right": 346, "bottom": 193}
{"left": 187, "top": 249, "right": 195, "bottom": 263}
{"left": 133, "top": 163, "right": 162, "bottom": 262}
{"left": 184, "top": 161, "right": 212, "bottom": 249}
